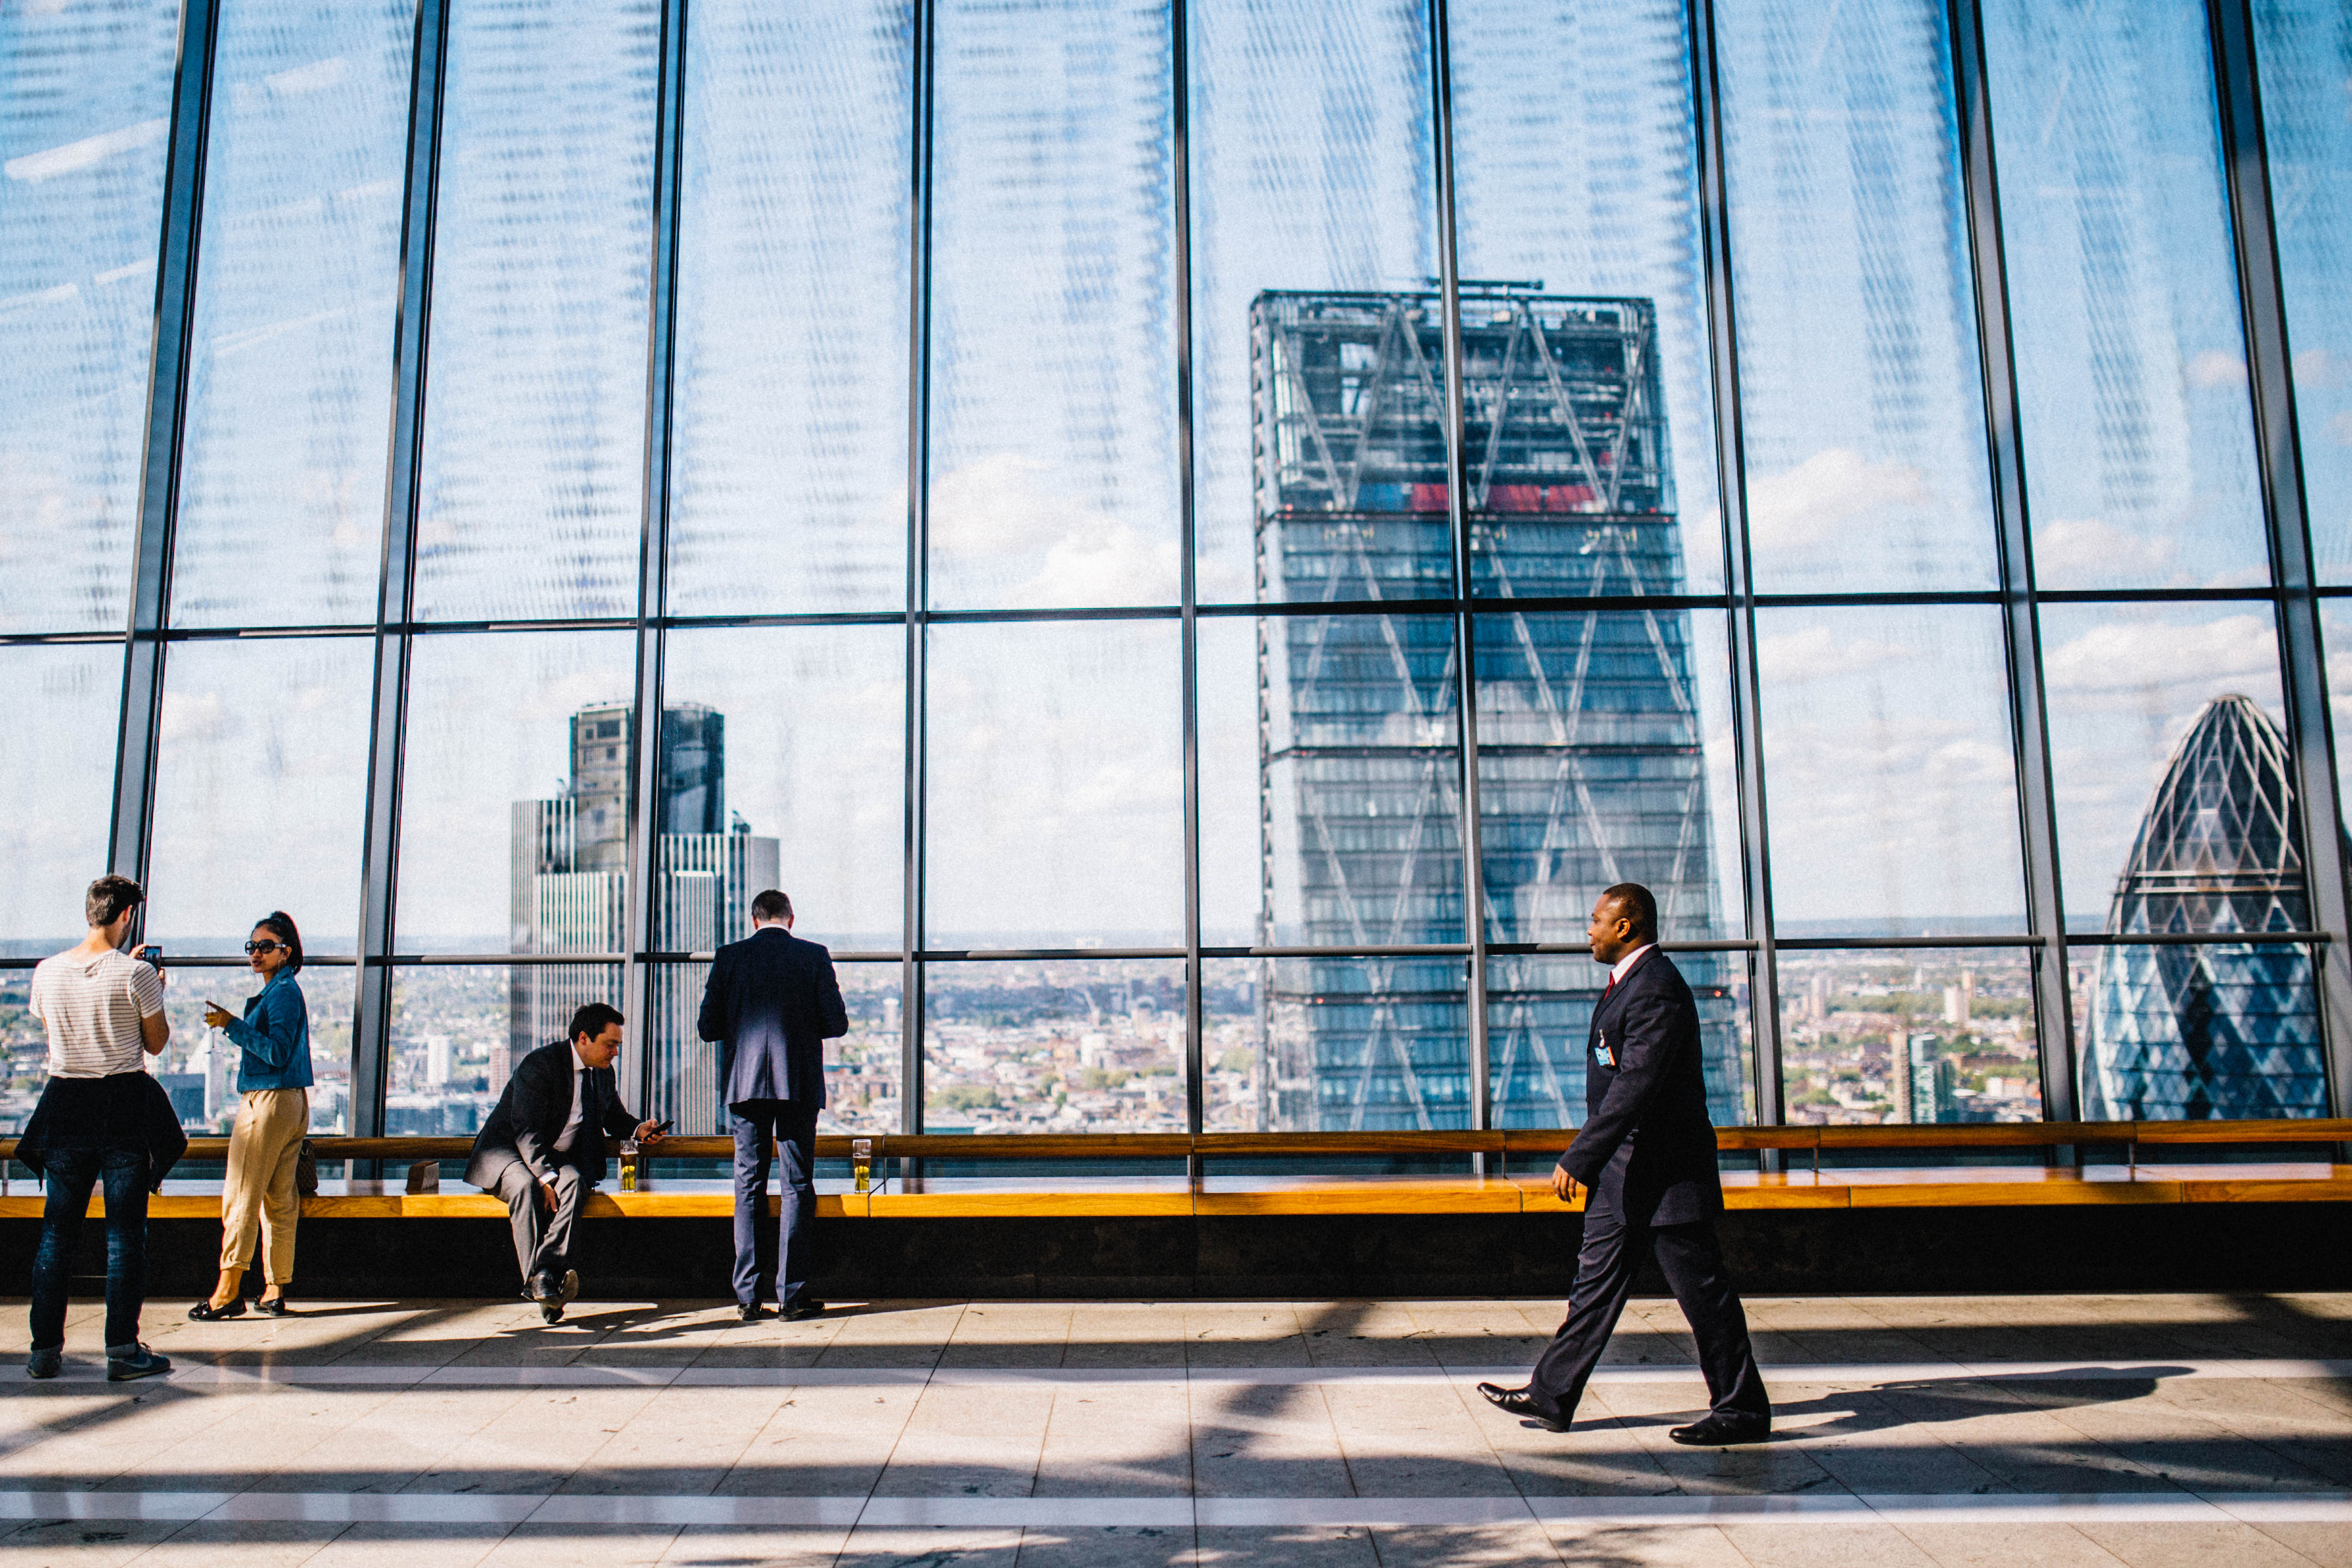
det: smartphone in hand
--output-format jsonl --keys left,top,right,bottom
{"left": 135, "top": 944, "right": 163, "bottom": 966}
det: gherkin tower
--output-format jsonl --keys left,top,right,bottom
{"left": 2084, "top": 694, "right": 2328, "bottom": 1120}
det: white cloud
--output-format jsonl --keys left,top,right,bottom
{"left": 1743, "top": 448, "right": 1932, "bottom": 554}
{"left": 2294, "top": 348, "right": 2339, "bottom": 387}
{"left": 159, "top": 690, "right": 231, "bottom": 745}
{"left": 5, "top": 117, "right": 167, "bottom": 183}
{"left": 1755, "top": 623, "right": 1919, "bottom": 682}
{"left": 2031, "top": 516, "right": 2176, "bottom": 583}
{"left": 2042, "top": 613, "right": 2277, "bottom": 697}
{"left": 929, "top": 452, "right": 1176, "bottom": 607}
{"left": 2330, "top": 410, "right": 2352, "bottom": 447}
{"left": 2187, "top": 350, "right": 2247, "bottom": 389}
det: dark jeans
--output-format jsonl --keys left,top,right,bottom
{"left": 1528, "top": 1206, "right": 1771, "bottom": 1426}
{"left": 30, "top": 1145, "right": 150, "bottom": 1351}
{"left": 730, "top": 1099, "right": 819, "bottom": 1308}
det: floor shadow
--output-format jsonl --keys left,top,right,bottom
{"left": 1537, "top": 1368, "right": 2194, "bottom": 1441}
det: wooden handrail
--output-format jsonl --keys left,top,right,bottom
{"left": 3, "top": 1117, "right": 2345, "bottom": 1168}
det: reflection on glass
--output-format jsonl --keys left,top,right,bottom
{"left": 2071, "top": 942, "right": 2322, "bottom": 1122}
{"left": 2325, "top": 601, "right": 2352, "bottom": 825}
{"left": 667, "top": 0, "right": 910, "bottom": 616}
{"left": 1451, "top": 0, "right": 1721, "bottom": 596}
{"left": 924, "top": 621, "right": 1181, "bottom": 948}
{"left": 2041, "top": 602, "right": 2288, "bottom": 931}
{"left": 146, "top": 638, "right": 372, "bottom": 954}
{"left": 645, "top": 960, "right": 901, "bottom": 1136}
{"left": 0, "top": 0, "right": 178, "bottom": 632}
{"left": 659, "top": 626, "right": 904, "bottom": 950}
{"left": 1776, "top": 948, "right": 2040, "bottom": 1124}
{"left": 411, "top": 0, "right": 657, "bottom": 621}
{"left": 1757, "top": 606, "right": 2024, "bottom": 933}
{"left": 1189, "top": 0, "right": 1438, "bottom": 600}
{"left": 922, "top": 959, "right": 1185, "bottom": 1133}
{"left": 1233, "top": 953, "right": 1469, "bottom": 1132}
{"left": 1716, "top": 0, "right": 1995, "bottom": 591}
{"left": 158, "top": 966, "right": 352, "bottom": 1135}
{"left": 1490, "top": 952, "right": 1751, "bottom": 1131}
{"left": 0, "top": 646, "right": 121, "bottom": 948}
{"left": 395, "top": 631, "right": 637, "bottom": 949}
{"left": 2254, "top": 1, "right": 2352, "bottom": 582}
{"left": 1985, "top": 0, "right": 2269, "bottom": 590}
{"left": 389, "top": 962, "right": 618, "bottom": 1135}
{"left": 926, "top": 0, "right": 1177, "bottom": 611}
{"left": 171, "top": 0, "right": 414, "bottom": 627}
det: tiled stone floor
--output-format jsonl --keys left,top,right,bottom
{"left": 0, "top": 1293, "right": 2346, "bottom": 1567}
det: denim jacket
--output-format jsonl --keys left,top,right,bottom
{"left": 222, "top": 969, "right": 313, "bottom": 1092}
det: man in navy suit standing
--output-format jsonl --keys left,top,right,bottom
{"left": 697, "top": 889, "right": 849, "bottom": 1322}
{"left": 1480, "top": 882, "right": 1772, "bottom": 1445}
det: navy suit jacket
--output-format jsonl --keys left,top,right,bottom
{"left": 1557, "top": 948, "right": 1723, "bottom": 1227}
{"left": 696, "top": 926, "right": 849, "bottom": 1109}
{"left": 465, "top": 1041, "right": 639, "bottom": 1187}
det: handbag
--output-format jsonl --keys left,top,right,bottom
{"left": 295, "top": 1138, "right": 319, "bottom": 1197}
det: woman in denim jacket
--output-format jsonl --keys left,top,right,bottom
{"left": 189, "top": 912, "right": 313, "bottom": 1319}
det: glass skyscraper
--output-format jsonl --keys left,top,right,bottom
{"left": 2085, "top": 695, "right": 2328, "bottom": 1119}
{"left": 1252, "top": 289, "right": 1743, "bottom": 1131}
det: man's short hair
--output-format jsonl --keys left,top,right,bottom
{"left": 568, "top": 1002, "right": 625, "bottom": 1043}
{"left": 750, "top": 889, "right": 792, "bottom": 924}
{"left": 85, "top": 875, "right": 144, "bottom": 928}
{"left": 1601, "top": 881, "right": 1658, "bottom": 939}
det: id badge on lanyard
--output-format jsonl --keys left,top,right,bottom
{"left": 1594, "top": 1030, "right": 1616, "bottom": 1069}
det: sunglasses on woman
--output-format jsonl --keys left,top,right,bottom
{"left": 244, "top": 940, "right": 289, "bottom": 955}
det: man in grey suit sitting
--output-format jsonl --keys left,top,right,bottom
{"left": 697, "top": 889, "right": 849, "bottom": 1322}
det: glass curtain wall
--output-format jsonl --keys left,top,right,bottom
{"left": 2, "top": 0, "right": 2344, "bottom": 1142}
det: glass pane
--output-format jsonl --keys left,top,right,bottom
{"left": 2042, "top": 602, "right": 2292, "bottom": 934}
{"left": 388, "top": 961, "right": 619, "bottom": 1135}
{"left": 1778, "top": 948, "right": 2041, "bottom": 1126}
{"left": 145, "top": 636, "right": 373, "bottom": 955}
{"left": 411, "top": 0, "right": 658, "bottom": 621}
{"left": 395, "top": 630, "right": 636, "bottom": 950}
{"left": 1985, "top": 0, "right": 2270, "bottom": 590}
{"left": 924, "top": 621, "right": 1181, "bottom": 948}
{"left": 0, "top": 645, "right": 123, "bottom": 948}
{"left": 157, "top": 968, "right": 353, "bottom": 1134}
{"left": 1490, "top": 950, "right": 1752, "bottom": 1131}
{"left": 2326, "top": 600, "right": 2352, "bottom": 823}
{"left": 1189, "top": 0, "right": 1440, "bottom": 602}
{"left": 2255, "top": 0, "right": 2352, "bottom": 582}
{"left": 925, "top": 0, "right": 1178, "bottom": 611}
{"left": 1224, "top": 953, "right": 1470, "bottom": 1132}
{"left": 1716, "top": 0, "right": 1996, "bottom": 592}
{"left": 646, "top": 960, "right": 901, "bottom": 1137}
{"left": 1758, "top": 606, "right": 2025, "bottom": 934}
{"left": 170, "top": 0, "right": 416, "bottom": 627}
{"left": 666, "top": 0, "right": 910, "bottom": 616}
{"left": 1200, "top": 612, "right": 1465, "bottom": 948}
{"left": 0, "top": 0, "right": 179, "bottom": 632}
{"left": 1475, "top": 608, "right": 1743, "bottom": 945}
{"left": 923, "top": 958, "right": 1185, "bottom": 1133}
{"left": 658, "top": 625, "right": 904, "bottom": 951}
{"left": 1453, "top": 1, "right": 1722, "bottom": 597}
{"left": 2076, "top": 939, "right": 2324, "bottom": 1121}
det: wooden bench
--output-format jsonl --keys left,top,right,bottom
{"left": 3, "top": 1121, "right": 2346, "bottom": 1217}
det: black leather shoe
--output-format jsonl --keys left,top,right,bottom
{"left": 188, "top": 1298, "right": 246, "bottom": 1321}
{"left": 255, "top": 1296, "right": 289, "bottom": 1317}
{"left": 1669, "top": 1412, "right": 1771, "bottom": 1446}
{"left": 779, "top": 1297, "right": 826, "bottom": 1322}
{"left": 1477, "top": 1382, "right": 1568, "bottom": 1432}
{"left": 738, "top": 1302, "right": 767, "bottom": 1322}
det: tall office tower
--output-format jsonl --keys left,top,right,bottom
{"left": 1251, "top": 289, "right": 1742, "bottom": 1131}
{"left": 2085, "top": 695, "right": 2327, "bottom": 1119}
{"left": 512, "top": 702, "right": 776, "bottom": 1127}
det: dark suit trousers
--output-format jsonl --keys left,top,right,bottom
{"left": 1529, "top": 1205, "right": 1770, "bottom": 1425}
{"left": 477, "top": 1149, "right": 586, "bottom": 1291}
{"left": 730, "top": 1099, "right": 819, "bottom": 1308}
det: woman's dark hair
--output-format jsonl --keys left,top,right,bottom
{"left": 255, "top": 911, "right": 303, "bottom": 974}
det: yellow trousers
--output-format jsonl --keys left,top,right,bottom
{"left": 220, "top": 1088, "right": 307, "bottom": 1284}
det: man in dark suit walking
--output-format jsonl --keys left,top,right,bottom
{"left": 1481, "top": 883, "right": 1771, "bottom": 1445}
{"left": 466, "top": 1002, "right": 666, "bottom": 1323}
{"left": 697, "top": 889, "right": 848, "bottom": 1322}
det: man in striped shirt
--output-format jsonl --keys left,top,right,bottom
{"left": 23, "top": 875, "right": 173, "bottom": 1382}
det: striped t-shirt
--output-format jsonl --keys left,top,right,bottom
{"left": 29, "top": 948, "right": 164, "bottom": 1078}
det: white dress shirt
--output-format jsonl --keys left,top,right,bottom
{"left": 553, "top": 1041, "right": 591, "bottom": 1153}
{"left": 1608, "top": 942, "right": 1657, "bottom": 987}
